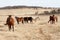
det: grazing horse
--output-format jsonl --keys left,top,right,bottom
{"left": 48, "top": 15, "right": 58, "bottom": 24}
{"left": 24, "top": 17, "right": 33, "bottom": 23}
{"left": 15, "top": 16, "right": 24, "bottom": 24}
{"left": 5, "top": 15, "right": 14, "bottom": 31}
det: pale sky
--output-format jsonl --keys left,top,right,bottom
{"left": 0, "top": 0, "right": 60, "bottom": 7}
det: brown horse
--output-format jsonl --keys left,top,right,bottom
{"left": 15, "top": 16, "right": 24, "bottom": 24}
{"left": 48, "top": 15, "right": 58, "bottom": 24}
{"left": 5, "top": 15, "right": 14, "bottom": 31}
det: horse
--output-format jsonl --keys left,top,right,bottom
{"left": 34, "top": 17, "right": 40, "bottom": 22}
{"left": 5, "top": 15, "right": 14, "bottom": 31}
{"left": 15, "top": 16, "right": 24, "bottom": 24}
{"left": 23, "top": 17, "right": 33, "bottom": 23}
{"left": 48, "top": 15, "right": 58, "bottom": 24}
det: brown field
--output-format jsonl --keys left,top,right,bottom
{"left": 0, "top": 8, "right": 60, "bottom": 40}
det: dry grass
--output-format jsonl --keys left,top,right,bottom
{"left": 0, "top": 8, "right": 59, "bottom": 40}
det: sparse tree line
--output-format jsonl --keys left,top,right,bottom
{"left": 43, "top": 9, "right": 60, "bottom": 14}
{"left": 35, "top": 9, "right": 60, "bottom": 15}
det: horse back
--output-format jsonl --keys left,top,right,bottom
{"left": 8, "top": 17, "right": 14, "bottom": 25}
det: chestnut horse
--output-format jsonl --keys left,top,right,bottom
{"left": 48, "top": 15, "right": 58, "bottom": 24}
{"left": 5, "top": 15, "right": 14, "bottom": 31}
{"left": 15, "top": 16, "right": 24, "bottom": 24}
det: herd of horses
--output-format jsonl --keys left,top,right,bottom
{"left": 4, "top": 15, "right": 34, "bottom": 31}
{"left": 4, "top": 15, "right": 58, "bottom": 31}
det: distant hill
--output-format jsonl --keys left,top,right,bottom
{"left": 0, "top": 6, "right": 57, "bottom": 9}
{"left": 0, "top": 6, "right": 42, "bottom": 9}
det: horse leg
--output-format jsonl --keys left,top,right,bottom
{"left": 17, "top": 20, "right": 19, "bottom": 24}
{"left": 17, "top": 21, "right": 19, "bottom": 24}
{"left": 8, "top": 25, "right": 11, "bottom": 31}
{"left": 30, "top": 20, "right": 32, "bottom": 23}
{"left": 22, "top": 20, "right": 24, "bottom": 24}
{"left": 12, "top": 25, "right": 14, "bottom": 32}
{"left": 25, "top": 20, "right": 28, "bottom": 23}
{"left": 27, "top": 20, "right": 28, "bottom": 23}
{"left": 52, "top": 21, "right": 55, "bottom": 24}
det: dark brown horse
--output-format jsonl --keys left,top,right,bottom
{"left": 24, "top": 17, "right": 33, "bottom": 23}
{"left": 5, "top": 15, "right": 14, "bottom": 31}
{"left": 48, "top": 15, "right": 58, "bottom": 24}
